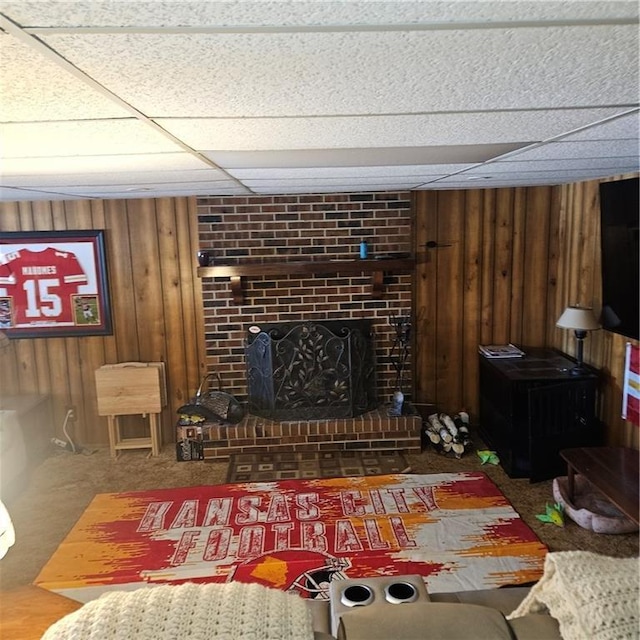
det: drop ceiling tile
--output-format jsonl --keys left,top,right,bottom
{"left": 251, "top": 184, "right": 419, "bottom": 195}
{"left": 228, "top": 165, "right": 472, "bottom": 179}
{"left": 241, "top": 176, "right": 425, "bottom": 188}
{"left": 464, "top": 157, "right": 640, "bottom": 174}
{"left": 204, "top": 145, "right": 526, "bottom": 169}
{"left": 0, "top": 34, "right": 130, "bottom": 122}
{"left": 434, "top": 167, "right": 637, "bottom": 185}
{"left": 562, "top": 111, "right": 639, "bottom": 141}
{"left": 0, "top": 153, "right": 211, "bottom": 177}
{"left": 48, "top": 183, "right": 249, "bottom": 198}
{"left": 37, "top": 25, "right": 639, "bottom": 118}
{"left": 0, "top": 186, "right": 84, "bottom": 201}
{"left": 157, "top": 108, "right": 625, "bottom": 151}
{"left": 0, "top": 120, "right": 184, "bottom": 158}
{"left": 3, "top": 169, "right": 229, "bottom": 188}
{"left": 107, "top": 186, "right": 250, "bottom": 198}
{"left": 0, "top": 1, "right": 637, "bottom": 201}
{"left": 503, "top": 139, "right": 640, "bottom": 162}
{"left": 3, "top": 1, "right": 637, "bottom": 29}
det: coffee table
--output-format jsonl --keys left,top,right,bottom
{"left": 560, "top": 447, "right": 639, "bottom": 524}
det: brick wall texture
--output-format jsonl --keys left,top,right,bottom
{"left": 195, "top": 191, "right": 416, "bottom": 455}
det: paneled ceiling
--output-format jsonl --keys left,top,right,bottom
{"left": 0, "top": 1, "right": 638, "bottom": 201}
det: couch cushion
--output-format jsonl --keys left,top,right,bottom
{"left": 431, "top": 586, "right": 531, "bottom": 615}
{"left": 508, "top": 614, "right": 561, "bottom": 640}
{"left": 337, "top": 602, "right": 513, "bottom": 640}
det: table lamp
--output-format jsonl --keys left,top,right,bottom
{"left": 556, "top": 306, "right": 600, "bottom": 374}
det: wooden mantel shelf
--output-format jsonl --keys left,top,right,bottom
{"left": 198, "top": 257, "right": 415, "bottom": 304}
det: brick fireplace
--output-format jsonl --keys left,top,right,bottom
{"left": 246, "top": 319, "right": 378, "bottom": 421}
{"left": 194, "top": 191, "right": 421, "bottom": 459}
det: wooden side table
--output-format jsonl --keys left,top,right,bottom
{"left": 95, "top": 362, "right": 166, "bottom": 458}
{"left": 560, "top": 447, "right": 639, "bottom": 524}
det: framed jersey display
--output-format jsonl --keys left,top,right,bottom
{"left": 0, "top": 230, "right": 112, "bottom": 338}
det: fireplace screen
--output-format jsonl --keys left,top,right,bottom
{"left": 245, "top": 320, "right": 377, "bottom": 420}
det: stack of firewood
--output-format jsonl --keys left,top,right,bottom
{"left": 423, "top": 411, "right": 473, "bottom": 458}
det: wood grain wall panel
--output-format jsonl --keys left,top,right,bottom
{"left": 461, "top": 190, "right": 483, "bottom": 414}
{"left": 413, "top": 175, "right": 637, "bottom": 449}
{"left": 157, "top": 199, "right": 186, "bottom": 414}
{"left": 412, "top": 191, "right": 438, "bottom": 405}
{"left": 102, "top": 199, "right": 137, "bottom": 362}
{"left": 508, "top": 188, "right": 526, "bottom": 344}
{"left": 437, "top": 191, "right": 465, "bottom": 412}
{"left": 414, "top": 184, "right": 558, "bottom": 419}
{"left": 173, "top": 196, "right": 207, "bottom": 406}
{"left": 129, "top": 199, "right": 161, "bottom": 360}
{"left": 0, "top": 196, "right": 204, "bottom": 446}
{"left": 521, "top": 187, "right": 551, "bottom": 346}
{"left": 549, "top": 174, "right": 639, "bottom": 449}
{"left": 545, "top": 187, "right": 563, "bottom": 348}
{"left": 492, "top": 189, "right": 515, "bottom": 345}
{"left": 479, "top": 190, "right": 497, "bottom": 345}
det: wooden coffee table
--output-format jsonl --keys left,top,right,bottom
{"left": 560, "top": 447, "right": 639, "bottom": 524}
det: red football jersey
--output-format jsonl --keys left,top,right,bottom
{"left": 0, "top": 247, "right": 88, "bottom": 326}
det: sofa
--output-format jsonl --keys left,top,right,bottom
{"left": 40, "top": 551, "right": 639, "bottom": 640}
{"left": 321, "top": 551, "right": 639, "bottom": 640}
{"left": 308, "top": 582, "right": 559, "bottom": 640}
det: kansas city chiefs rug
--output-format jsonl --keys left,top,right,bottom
{"left": 35, "top": 472, "right": 546, "bottom": 603}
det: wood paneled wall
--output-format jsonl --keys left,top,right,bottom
{"left": 1, "top": 174, "right": 636, "bottom": 449}
{"left": 553, "top": 176, "right": 639, "bottom": 449}
{"left": 412, "top": 176, "right": 639, "bottom": 449}
{"left": 0, "top": 198, "right": 205, "bottom": 445}
{"left": 412, "top": 187, "right": 559, "bottom": 417}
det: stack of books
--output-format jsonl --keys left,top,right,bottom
{"left": 479, "top": 343, "right": 525, "bottom": 358}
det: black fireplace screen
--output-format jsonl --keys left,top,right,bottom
{"left": 245, "top": 320, "right": 377, "bottom": 420}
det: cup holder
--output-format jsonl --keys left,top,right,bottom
{"left": 340, "top": 584, "right": 375, "bottom": 607}
{"left": 384, "top": 581, "right": 419, "bottom": 604}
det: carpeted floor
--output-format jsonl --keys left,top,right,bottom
{"left": 225, "top": 449, "right": 411, "bottom": 483}
{"left": 0, "top": 431, "right": 637, "bottom": 594}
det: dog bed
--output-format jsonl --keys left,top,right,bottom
{"left": 552, "top": 475, "right": 638, "bottom": 534}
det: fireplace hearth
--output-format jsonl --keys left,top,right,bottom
{"left": 245, "top": 320, "right": 378, "bottom": 420}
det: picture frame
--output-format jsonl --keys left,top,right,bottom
{"left": 0, "top": 230, "right": 113, "bottom": 338}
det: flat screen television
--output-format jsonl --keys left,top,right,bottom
{"left": 599, "top": 177, "right": 639, "bottom": 341}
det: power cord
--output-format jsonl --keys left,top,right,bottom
{"left": 51, "top": 409, "right": 94, "bottom": 455}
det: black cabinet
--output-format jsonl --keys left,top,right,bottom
{"left": 478, "top": 348, "right": 602, "bottom": 482}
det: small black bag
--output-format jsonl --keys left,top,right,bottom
{"left": 177, "top": 372, "right": 244, "bottom": 424}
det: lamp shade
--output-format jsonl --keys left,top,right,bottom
{"left": 556, "top": 306, "right": 600, "bottom": 331}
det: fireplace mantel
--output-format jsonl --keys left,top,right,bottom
{"left": 198, "top": 257, "right": 414, "bottom": 304}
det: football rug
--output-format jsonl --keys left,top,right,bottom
{"left": 35, "top": 472, "right": 547, "bottom": 603}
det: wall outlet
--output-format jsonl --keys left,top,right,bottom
{"left": 66, "top": 406, "right": 77, "bottom": 422}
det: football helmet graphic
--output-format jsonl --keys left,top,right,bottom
{"left": 229, "top": 549, "right": 351, "bottom": 599}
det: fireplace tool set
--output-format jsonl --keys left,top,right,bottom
{"left": 388, "top": 313, "right": 411, "bottom": 416}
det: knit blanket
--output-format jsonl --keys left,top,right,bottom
{"left": 41, "top": 582, "right": 315, "bottom": 640}
{"left": 508, "top": 551, "right": 640, "bottom": 640}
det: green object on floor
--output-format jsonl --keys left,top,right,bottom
{"left": 536, "top": 502, "right": 565, "bottom": 527}
{"left": 477, "top": 450, "right": 500, "bottom": 465}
